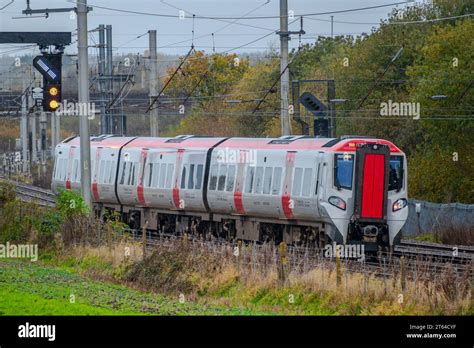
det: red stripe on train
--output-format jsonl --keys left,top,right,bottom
{"left": 65, "top": 147, "right": 75, "bottom": 190}
{"left": 92, "top": 148, "right": 101, "bottom": 201}
{"left": 281, "top": 151, "right": 296, "bottom": 219}
{"left": 92, "top": 182, "right": 99, "bottom": 200}
{"left": 281, "top": 195, "right": 294, "bottom": 219}
{"left": 234, "top": 191, "right": 245, "bottom": 214}
{"left": 172, "top": 187, "right": 180, "bottom": 209}
{"left": 137, "top": 149, "right": 148, "bottom": 205}
{"left": 233, "top": 150, "right": 246, "bottom": 214}
{"left": 172, "top": 149, "right": 185, "bottom": 209}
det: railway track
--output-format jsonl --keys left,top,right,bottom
{"left": 397, "top": 239, "right": 474, "bottom": 263}
{"left": 2, "top": 180, "right": 56, "bottom": 207}
{"left": 135, "top": 231, "right": 472, "bottom": 277}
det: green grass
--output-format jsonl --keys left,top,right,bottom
{"left": 411, "top": 233, "right": 439, "bottom": 243}
{"left": 0, "top": 259, "right": 268, "bottom": 315}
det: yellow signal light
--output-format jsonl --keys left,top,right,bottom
{"left": 49, "top": 87, "right": 59, "bottom": 96}
{"left": 49, "top": 100, "right": 59, "bottom": 109}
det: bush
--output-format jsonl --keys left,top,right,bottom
{"left": 56, "top": 189, "right": 90, "bottom": 218}
{"left": 124, "top": 239, "right": 223, "bottom": 294}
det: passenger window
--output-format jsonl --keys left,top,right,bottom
{"left": 104, "top": 161, "right": 111, "bottom": 184}
{"left": 109, "top": 161, "right": 116, "bottom": 184}
{"left": 127, "top": 163, "right": 133, "bottom": 185}
{"left": 292, "top": 167, "right": 303, "bottom": 196}
{"left": 75, "top": 159, "right": 81, "bottom": 181}
{"left": 209, "top": 164, "right": 218, "bottom": 190}
{"left": 244, "top": 166, "right": 255, "bottom": 193}
{"left": 302, "top": 168, "right": 313, "bottom": 197}
{"left": 272, "top": 167, "right": 282, "bottom": 195}
{"left": 181, "top": 165, "right": 187, "bottom": 189}
{"left": 188, "top": 164, "right": 195, "bottom": 189}
{"left": 53, "top": 160, "right": 58, "bottom": 179}
{"left": 133, "top": 162, "right": 138, "bottom": 185}
{"left": 99, "top": 161, "right": 106, "bottom": 183}
{"left": 72, "top": 159, "right": 79, "bottom": 182}
{"left": 165, "top": 164, "right": 173, "bottom": 189}
{"left": 226, "top": 165, "right": 236, "bottom": 192}
{"left": 119, "top": 162, "right": 127, "bottom": 185}
{"left": 195, "top": 164, "right": 203, "bottom": 190}
{"left": 62, "top": 159, "right": 68, "bottom": 181}
{"left": 217, "top": 165, "right": 227, "bottom": 191}
{"left": 254, "top": 166, "right": 264, "bottom": 194}
{"left": 158, "top": 163, "right": 166, "bottom": 188}
{"left": 263, "top": 167, "right": 272, "bottom": 194}
{"left": 147, "top": 162, "right": 153, "bottom": 187}
{"left": 315, "top": 163, "right": 321, "bottom": 195}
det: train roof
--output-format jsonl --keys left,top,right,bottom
{"left": 125, "top": 135, "right": 228, "bottom": 149}
{"left": 61, "top": 135, "right": 137, "bottom": 148}
{"left": 60, "top": 135, "right": 403, "bottom": 153}
{"left": 218, "top": 136, "right": 403, "bottom": 153}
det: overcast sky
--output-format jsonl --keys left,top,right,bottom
{"left": 0, "top": 0, "right": 424, "bottom": 56}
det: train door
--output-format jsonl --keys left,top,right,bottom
{"left": 354, "top": 144, "right": 390, "bottom": 221}
{"left": 311, "top": 152, "right": 325, "bottom": 217}
{"left": 353, "top": 143, "right": 390, "bottom": 244}
{"left": 316, "top": 151, "right": 328, "bottom": 202}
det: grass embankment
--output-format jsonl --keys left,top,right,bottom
{"left": 0, "top": 259, "right": 265, "bottom": 315}
{"left": 0, "top": 183, "right": 472, "bottom": 316}
{"left": 2, "top": 242, "right": 472, "bottom": 316}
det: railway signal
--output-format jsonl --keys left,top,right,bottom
{"left": 299, "top": 92, "right": 330, "bottom": 137}
{"left": 33, "top": 53, "right": 63, "bottom": 112}
{"left": 44, "top": 84, "right": 61, "bottom": 112}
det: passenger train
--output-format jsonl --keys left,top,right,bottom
{"left": 52, "top": 135, "right": 408, "bottom": 250}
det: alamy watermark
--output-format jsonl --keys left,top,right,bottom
{"left": 18, "top": 322, "right": 55, "bottom": 341}
{"left": 324, "top": 242, "right": 365, "bottom": 262}
{"left": 380, "top": 99, "right": 420, "bottom": 120}
{"left": 216, "top": 147, "right": 257, "bottom": 167}
{"left": 0, "top": 242, "right": 38, "bottom": 262}
{"left": 55, "top": 100, "right": 97, "bottom": 120}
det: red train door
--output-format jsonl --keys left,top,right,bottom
{"left": 354, "top": 144, "right": 390, "bottom": 222}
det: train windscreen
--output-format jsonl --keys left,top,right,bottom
{"left": 334, "top": 153, "right": 354, "bottom": 190}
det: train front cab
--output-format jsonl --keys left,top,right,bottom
{"left": 322, "top": 140, "right": 408, "bottom": 251}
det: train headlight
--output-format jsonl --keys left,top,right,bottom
{"left": 329, "top": 196, "right": 346, "bottom": 210}
{"left": 392, "top": 198, "right": 407, "bottom": 212}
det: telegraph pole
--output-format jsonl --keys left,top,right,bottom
{"left": 77, "top": 0, "right": 92, "bottom": 207}
{"left": 98, "top": 24, "right": 107, "bottom": 134}
{"left": 21, "top": 77, "right": 29, "bottom": 173}
{"left": 106, "top": 25, "right": 114, "bottom": 134}
{"left": 29, "top": 94, "right": 37, "bottom": 165}
{"left": 279, "top": 0, "right": 290, "bottom": 136}
{"left": 148, "top": 30, "right": 159, "bottom": 137}
{"left": 331, "top": 16, "right": 334, "bottom": 38}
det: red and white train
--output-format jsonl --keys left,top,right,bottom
{"left": 52, "top": 134, "right": 408, "bottom": 250}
